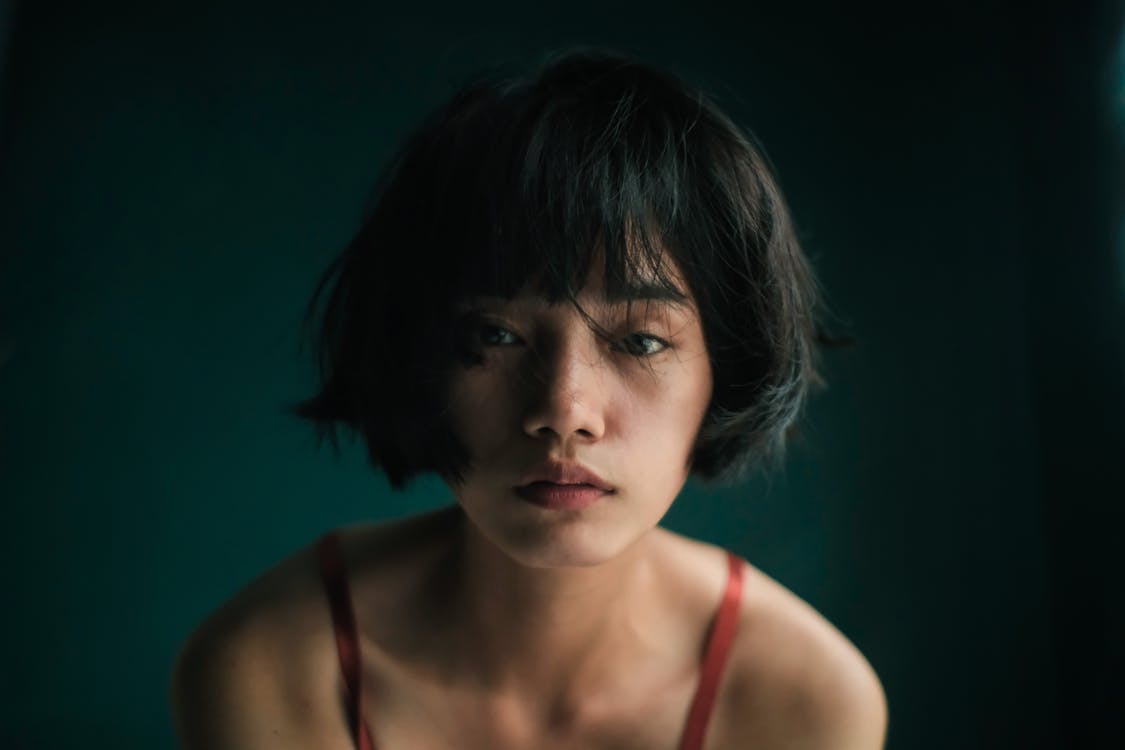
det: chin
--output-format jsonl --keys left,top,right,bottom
{"left": 474, "top": 504, "right": 642, "bottom": 570}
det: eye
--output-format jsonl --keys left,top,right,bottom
{"left": 478, "top": 322, "right": 521, "bottom": 347}
{"left": 618, "top": 333, "right": 671, "bottom": 357}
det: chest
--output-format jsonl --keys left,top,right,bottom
{"left": 360, "top": 667, "right": 712, "bottom": 750}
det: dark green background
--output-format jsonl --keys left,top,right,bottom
{"left": 1, "top": 1, "right": 1122, "bottom": 748}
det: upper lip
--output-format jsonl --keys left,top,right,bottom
{"left": 516, "top": 461, "right": 614, "bottom": 492}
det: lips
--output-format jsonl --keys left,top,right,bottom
{"left": 512, "top": 461, "right": 615, "bottom": 511}
{"left": 515, "top": 460, "right": 615, "bottom": 492}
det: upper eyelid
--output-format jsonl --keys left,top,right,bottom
{"left": 468, "top": 314, "right": 675, "bottom": 353}
{"left": 475, "top": 320, "right": 670, "bottom": 354}
{"left": 472, "top": 317, "right": 666, "bottom": 340}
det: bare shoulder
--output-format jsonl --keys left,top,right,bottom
{"left": 711, "top": 560, "right": 888, "bottom": 750}
{"left": 649, "top": 530, "right": 885, "bottom": 748}
{"left": 169, "top": 510, "right": 456, "bottom": 749}
{"left": 169, "top": 527, "right": 371, "bottom": 750}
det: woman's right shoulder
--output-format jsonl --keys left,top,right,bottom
{"left": 168, "top": 521, "right": 385, "bottom": 750}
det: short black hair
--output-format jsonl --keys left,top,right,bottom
{"left": 294, "top": 49, "right": 827, "bottom": 489}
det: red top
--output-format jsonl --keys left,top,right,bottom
{"left": 317, "top": 532, "right": 745, "bottom": 750}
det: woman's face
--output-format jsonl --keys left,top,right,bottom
{"left": 445, "top": 258, "right": 713, "bottom": 568}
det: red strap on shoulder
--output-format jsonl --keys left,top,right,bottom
{"left": 678, "top": 550, "right": 745, "bottom": 750}
{"left": 317, "top": 532, "right": 376, "bottom": 750}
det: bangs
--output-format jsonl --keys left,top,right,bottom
{"left": 430, "top": 57, "right": 704, "bottom": 310}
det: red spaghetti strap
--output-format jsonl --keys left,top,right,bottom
{"left": 678, "top": 550, "right": 745, "bottom": 750}
{"left": 317, "top": 532, "right": 377, "bottom": 750}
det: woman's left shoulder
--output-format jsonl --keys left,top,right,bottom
{"left": 713, "top": 554, "right": 888, "bottom": 749}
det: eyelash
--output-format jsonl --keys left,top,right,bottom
{"left": 477, "top": 323, "right": 671, "bottom": 357}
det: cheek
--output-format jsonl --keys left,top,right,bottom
{"left": 446, "top": 365, "right": 519, "bottom": 460}
{"left": 645, "top": 351, "right": 712, "bottom": 424}
{"left": 621, "top": 357, "right": 712, "bottom": 468}
{"left": 663, "top": 358, "right": 713, "bottom": 457}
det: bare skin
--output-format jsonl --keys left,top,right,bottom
{"left": 172, "top": 261, "right": 887, "bottom": 748}
{"left": 171, "top": 510, "right": 886, "bottom": 749}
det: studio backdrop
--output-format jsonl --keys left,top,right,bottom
{"left": 1, "top": 1, "right": 1122, "bottom": 748}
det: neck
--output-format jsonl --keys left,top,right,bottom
{"left": 433, "top": 508, "right": 663, "bottom": 714}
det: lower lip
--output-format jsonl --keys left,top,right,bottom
{"left": 514, "top": 482, "right": 610, "bottom": 510}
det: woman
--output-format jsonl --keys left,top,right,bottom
{"left": 171, "top": 50, "right": 887, "bottom": 749}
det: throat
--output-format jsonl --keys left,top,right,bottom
{"left": 431, "top": 516, "right": 665, "bottom": 702}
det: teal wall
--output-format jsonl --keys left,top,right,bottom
{"left": 1, "top": 1, "right": 1121, "bottom": 748}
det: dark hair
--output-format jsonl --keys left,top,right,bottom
{"left": 293, "top": 49, "right": 828, "bottom": 489}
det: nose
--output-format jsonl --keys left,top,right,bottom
{"left": 521, "top": 331, "right": 607, "bottom": 445}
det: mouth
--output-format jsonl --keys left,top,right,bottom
{"left": 513, "top": 481, "right": 612, "bottom": 511}
{"left": 512, "top": 459, "right": 616, "bottom": 511}
{"left": 515, "top": 460, "right": 614, "bottom": 492}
